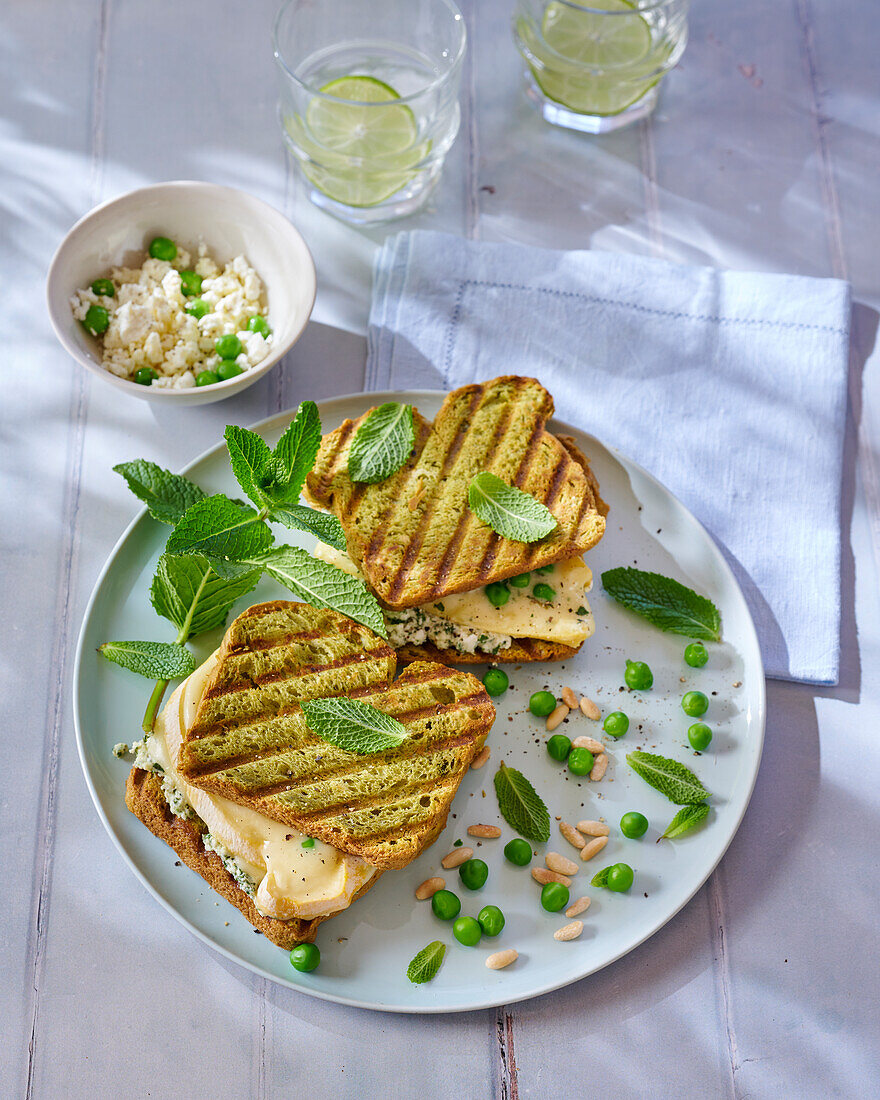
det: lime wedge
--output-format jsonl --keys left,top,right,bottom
{"left": 532, "top": 0, "right": 659, "bottom": 117}
{"left": 291, "top": 75, "right": 429, "bottom": 208}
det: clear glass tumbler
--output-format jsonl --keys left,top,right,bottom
{"left": 274, "top": 0, "right": 467, "bottom": 224}
{"left": 513, "top": 0, "right": 689, "bottom": 133}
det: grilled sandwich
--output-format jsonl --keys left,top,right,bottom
{"left": 306, "top": 376, "right": 608, "bottom": 664}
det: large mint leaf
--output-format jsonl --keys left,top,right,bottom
{"left": 114, "top": 460, "right": 205, "bottom": 526}
{"left": 348, "top": 402, "right": 415, "bottom": 484}
{"left": 150, "top": 553, "right": 260, "bottom": 639}
{"left": 166, "top": 495, "right": 272, "bottom": 567}
{"left": 98, "top": 639, "right": 195, "bottom": 679}
{"left": 468, "top": 473, "right": 558, "bottom": 543}
{"left": 266, "top": 401, "right": 322, "bottom": 503}
{"left": 626, "top": 751, "right": 711, "bottom": 805}
{"left": 300, "top": 697, "right": 408, "bottom": 754}
{"left": 601, "top": 567, "right": 722, "bottom": 642}
{"left": 269, "top": 503, "right": 347, "bottom": 552}
{"left": 493, "top": 763, "right": 550, "bottom": 842}
{"left": 407, "top": 941, "right": 446, "bottom": 985}
{"left": 249, "top": 545, "right": 387, "bottom": 637}
{"left": 224, "top": 425, "right": 273, "bottom": 510}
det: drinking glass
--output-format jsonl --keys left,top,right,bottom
{"left": 274, "top": 0, "right": 466, "bottom": 224}
{"left": 513, "top": 0, "right": 689, "bottom": 133}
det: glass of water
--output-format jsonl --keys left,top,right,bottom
{"left": 274, "top": 0, "right": 466, "bottom": 224}
{"left": 513, "top": 0, "right": 689, "bottom": 133}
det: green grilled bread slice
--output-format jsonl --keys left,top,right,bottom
{"left": 305, "top": 376, "right": 608, "bottom": 611}
{"left": 178, "top": 601, "right": 495, "bottom": 870}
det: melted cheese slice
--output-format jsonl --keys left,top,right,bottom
{"left": 148, "top": 652, "right": 375, "bottom": 920}
{"left": 313, "top": 543, "right": 595, "bottom": 647}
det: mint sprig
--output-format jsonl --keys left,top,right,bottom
{"left": 348, "top": 402, "right": 414, "bottom": 483}
{"left": 601, "top": 567, "right": 721, "bottom": 642}
{"left": 113, "top": 460, "right": 205, "bottom": 525}
{"left": 659, "top": 803, "right": 710, "bottom": 840}
{"left": 468, "top": 473, "right": 558, "bottom": 543}
{"left": 267, "top": 401, "right": 322, "bottom": 502}
{"left": 493, "top": 762, "right": 550, "bottom": 842}
{"left": 150, "top": 553, "right": 260, "bottom": 639}
{"left": 98, "top": 640, "right": 196, "bottom": 679}
{"left": 166, "top": 494, "right": 273, "bottom": 567}
{"left": 300, "top": 697, "right": 408, "bottom": 754}
{"left": 406, "top": 941, "right": 446, "bottom": 985}
{"left": 627, "top": 751, "right": 710, "bottom": 805}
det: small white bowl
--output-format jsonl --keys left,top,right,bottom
{"left": 46, "top": 181, "right": 316, "bottom": 405}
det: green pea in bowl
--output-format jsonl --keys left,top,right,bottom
{"left": 46, "top": 181, "right": 316, "bottom": 405}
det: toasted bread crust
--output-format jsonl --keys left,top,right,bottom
{"left": 395, "top": 637, "right": 581, "bottom": 666}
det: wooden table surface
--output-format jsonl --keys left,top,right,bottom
{"left": 4, "top": 1, "right": 879, "bottom": 1097}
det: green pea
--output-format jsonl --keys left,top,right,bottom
{"left": 529, "top": 690, "right": 557, "bottom": 717}
{"left": 532, "top": 582, "right": 556, "bottom": 602}
{"left": 195, "top": 370, "right": 219, "bottom": 387}
{"left": 624, "top": 659, "right": 653, "bottom": 691}
{"left": 217, "top": 360, "right": 244, "bottom": 381}
{"left": 607, "top": 863, "right": 634, "bottom": 892}
{"left": 568, "top": 747, "right": 594, "bottom": 776}
{"left": 688, "top": 722, "right": 712, "bottom": 750}
{"left": 603, "top": 710, "right": 629, "bottom": 738}
{"left": 458, "top": 858, "right": 489, "bottom": 891}
{"left": 546, "top": 734, "right": 571, "bottom": 762}
{"left": 477, "top": 904, "right": 505, "bottom": 938}
{"left": 179, "top": 269, "right": 202, "bottom": 297}
{"left": 82, "top": 304, "right": 109, "bottom": 336}
{"left": 482, "top": 668, "right": 509, "bottom": 697}
{"left": 620, "top": 812, "right": 649, "bottom": 839}
{"left": 148, "top": 236, "right": 177, "bottom": 262}
{"left": 508, "top": 572, "right": 530, "bottom": 588}
{"left": 503, "top": 838, "right": 532, "bottom": 866}
{"left": 485, "top": 582, "right": 509, "bottom": 608}
{"left": 185, "top": 297, "right": 211, "bottom": 319}
{"left": 682, "top": 690, "right": 709, "bottom": 717}
{"left": 453, "top": 915, "right": 482, "bottom": 946}
{"left": 133, "top": 367, "right": 158, "bottom": 386}
{"left": 540, "top": 882, "right": 570, "bottom": 912}
{"left": 246, "top": 315, "right": 271, "bottom": 336}
{"left": 90, "top": 277, "right": 115, "bottom": 297}
{"left": 684, "top": 642, "right": 708, "bottom": 668}
{"left": 431, "top": 889, "right": 461, "bottom": 921}
{"left": 289, "top": 943, "right": 320, "bottom": 972}
{"left": 535, "top": 564, "right": 555, "bottom": 575}
{"left": 215, "top": 333, "right": 242, "bottom": 360}
{"left": 301, "top": 837, "right": 315, "bottom": 848}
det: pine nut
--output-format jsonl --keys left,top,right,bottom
{"left": 415, "top": 877, "right": 446, "bottom": 900}
{"left": 571, "top": 735, "right": 604, "bottom": 753}
{"left": 546, "top": 704, "right": 569, "bottom": 731}
{"left": 441, "top": 846, "right": 474, "bottom": 869}
{"left": 579, "top": 696, "right": 601, "bottom": 721}
{"left": 532, "top": 867, "right": 572, "bottom": 887}
{"left": 546, "top": 851, "right": 579, "bottom": 876}
{"left": 554, "top": 920, "right": 584, "bottom": 942}
{"left": 577, "top": 820, "right": 609, "bottom": 836}
{"left": 561, "top": 686, "right": 579, "bottom": 709}
{"left": 471, "top": 746, "right": 491, "bottom": 770}
{"left": 486, "top": 949, "right": 518, "bottom": 970}
{"left": 590, "top": 753, "right": 608, "bottom": 782}
{"left": 566, "top": 896, "right": 591, "bottom": 918}
{"left": 580, "top": 835, "right": 608, "bottom": 861}
{"left": 467, "top": 823, "right": 502, "bottom": 839}
{"left": 559, "top": 821, "right": 585, "bottom": 849}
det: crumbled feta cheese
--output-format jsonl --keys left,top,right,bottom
{"left": 385, "top": 606, "right": 512, "bottom": 656}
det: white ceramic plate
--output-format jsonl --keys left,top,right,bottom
{"left": 74, "top": 390, "right": 765, "bottom": 1013}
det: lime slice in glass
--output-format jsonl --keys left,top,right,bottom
{"left": 533, "top": 0, "right": 659, "bottom": 117}
{"left": 292, "top": 75, "right": 430, "bottom": 208}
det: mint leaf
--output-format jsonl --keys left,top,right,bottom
{"left": 300, "top": 697, "right": 408, "bottom": 753}
{"left": 99, "top": 640, "right": 196, "bottom": 679}
{"left": 166, "top": 495, "right": 273, "bottom": 567}
{"left": 224, "top": 426, "right": 273, "bottom": 509}
{"left": 406, "top": 941, "right": 446, "bottom": 985}
{"left": 266, "top": 401, "right": 322, "bottom": 503}
{"left": 269, "top": 503, "right": 347, "bottom": 552}
{"left": 493, "top": 762, "right": 550, "bottom": 842}
{"left": 468, "top": 473, "right": 558, "bottom": 543}
{"left": 150, "top": 553, "right": 260, "bottom": 639}
{"left": 590, "top": 866, "right": 613, "bottom": 888}
{"left": 660, "top": 803, "right": 710, "bottom": 840}
{"left": 250, "top": 545, "right": 387, "bottom": 637}
{"left": 627, "top": 751, "right": 710, "bottom": 805}
{"left": 348, "top": 402, "right": 415, "bottom": 484}
{"left": 601, "top": 567, "right": 721, "bottom": 642}
{"left": 114, "top": 460, "right": 205, "bottom": 525}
